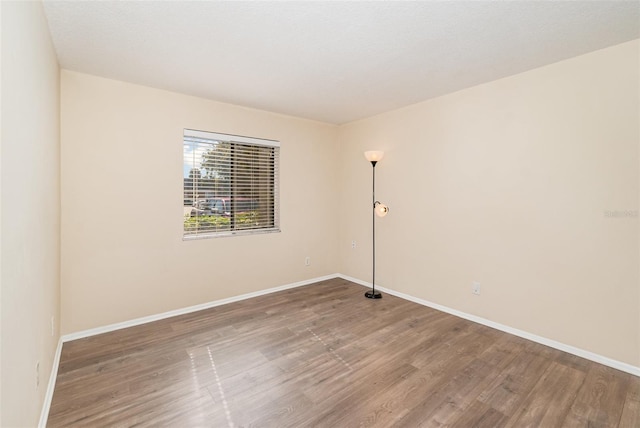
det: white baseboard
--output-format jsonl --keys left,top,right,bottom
{"left": 38, "top": 337, "right": 63, "bottom": 428}
{"left": 337, "top": 273, "right": 640, "bottom": 377}
{"left": 41, "top": 272, "right": 638, "bottom": 425}
{"left": 41, "top": 274, "right": 338, "bottom": 426}
{"left": 61, "top": 274, "right": 338, "bottom": 342}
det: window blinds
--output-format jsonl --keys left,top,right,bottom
{"left": 183, "top": 129, "right": 280, "bottom": 238}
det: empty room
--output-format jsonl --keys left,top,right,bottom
{"left": 1, "top": 1, "right": 639, "bottom": 427}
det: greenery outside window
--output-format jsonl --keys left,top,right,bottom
{"left": 183, "top": 129, "right": 280, "bottom": 239}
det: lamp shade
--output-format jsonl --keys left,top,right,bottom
{"left": 374, "top": 202, "right": 389, "bottom": 217}
{"left": 364, "top": 151, "right": 384, "bottom": 162}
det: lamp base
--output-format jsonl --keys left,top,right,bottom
{"left": 364, "top": 290, "right": 382, "bottom": 299}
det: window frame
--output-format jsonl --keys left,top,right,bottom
{"left": 183, "top": 129, "right": 280, "bottom": 240}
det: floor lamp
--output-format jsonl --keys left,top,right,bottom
{"left": 364, "top": 151, "right": 389, "bottom": 299}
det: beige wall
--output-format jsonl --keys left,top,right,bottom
{"left": 60, "top": 71, "right": 339, "bottom": 334}
{"left": 1, "top": 1, "right": 61, "bottom": 426}
{"left": 338, "top": 40, "right": 639, "bottom": 367}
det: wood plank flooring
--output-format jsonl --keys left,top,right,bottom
{"left": 47, "top": 278, "right": 640, "bottom": 427}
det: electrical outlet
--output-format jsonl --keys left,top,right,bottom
{"left": 305, "top": 256, "right": 311, "bottom": 266}
{"left": 36, "top": 361, "right": 40, "bottom": 389}
{"left": 351, "top": 240, "right": 357, "bottom": 249}
{"left": 472, "top": 281, "right": 481, "bottom": 296}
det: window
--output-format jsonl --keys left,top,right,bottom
{"left": 183, "top": 129, "right": 280, "bottom": 239}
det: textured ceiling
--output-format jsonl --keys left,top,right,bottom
{"left": 43, "top": 1, "right": 639, "bottom": 125}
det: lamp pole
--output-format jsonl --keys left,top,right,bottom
{"left": 366, "top": 159, "right": 382, "bottom": 299}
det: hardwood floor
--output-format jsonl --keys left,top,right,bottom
{"left": 47, "top": 278, "right": 639, "bottom": 427}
